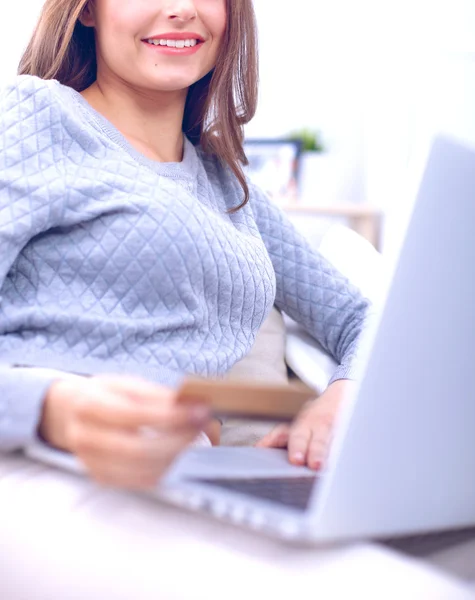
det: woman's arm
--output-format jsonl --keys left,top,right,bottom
{"left": 0, "top": 77, "right": 212, "bottom": 467}
{"left": 0, "top": 367, "right": 61, "bottom": 452}
{"left": 0, "top": 77, "right": 66, "bottom": 285}
{"left": 248, "top": 184, "right": 372, "bottom": 383}
{"left": 249, "top": 185, "right": 374, "bottom": 468}
{"left": 0, "top": 77, "right": 70, "bottom": 451}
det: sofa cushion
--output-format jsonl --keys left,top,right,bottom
{"left": 221, "top": 307, "right": 288, "bottom": 446}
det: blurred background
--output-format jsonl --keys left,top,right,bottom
{"left": 2, "top": 0, "right": 474, "bottom": 258}
{"left": 247, "top": 0, "right": 475, "bottom": 258}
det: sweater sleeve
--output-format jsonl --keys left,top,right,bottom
{"left": 0, "top": 75, "right": 65, "bottom": 281}
{"left": 249, "top": 184, "right": 373, "bottom": 384}
{"left": 0, "top": 76, "right": 66, "bottom": 451}
{"left": 0, "top": 368, "right": 61, "bottom": 452}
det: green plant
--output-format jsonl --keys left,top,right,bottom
{"left": 287, "top": 128, "right": 325, "bottom": 153}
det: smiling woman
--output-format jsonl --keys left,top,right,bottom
{"left": 0, "top": 0, "right": 373, "bottom": 490}
{"left": 19, "top": 0, "right": 258, "bottom": 207}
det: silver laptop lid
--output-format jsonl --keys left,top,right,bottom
{"left": 308, "top": 135, "right": 475, "bottom": 542}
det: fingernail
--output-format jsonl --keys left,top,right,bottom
{"left": 189, "top": 405, "right": 210, "bottom": 425}
{"left": 311, "top": 460, "right": 322, "bottom": 471}
{"left": 292, "top": 452, "right": 305, "bottom": 464}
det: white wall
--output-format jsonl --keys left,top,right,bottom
{"left": 373, "top": 50, "right": 475, "bottom": 257}
{"left": 247, "top": 0, "right": 369, "bottom": 205}
{"left": 0, "top": 1, "right": 42, "bottom": 82}
{"left": 250, "top": 0, "right": 475, "bottom": 252}
{"left": 360, "top": 0, "right": 475, "bottom": 255}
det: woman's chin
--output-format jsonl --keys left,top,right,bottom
{"left": 137, "top": 69, "right": 207, "bottom": 94}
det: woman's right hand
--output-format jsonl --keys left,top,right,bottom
{"left": 39, "top": 375, "right": 210, "bottom": 490}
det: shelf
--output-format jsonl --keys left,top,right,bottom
{"left": 280, "top": 203, "right": 383, "bottom": 217}
{"left": 280, "top": 203, "right": 384, "bottom": 250}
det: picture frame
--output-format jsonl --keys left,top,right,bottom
{"left": 243, "top": 139, "right": 302, "bottom": 204}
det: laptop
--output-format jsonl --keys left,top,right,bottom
{"left": 26, "top": 135, "right": 475, "bottom": 546}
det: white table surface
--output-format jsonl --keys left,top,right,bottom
{"left": 0, "top": 453, "right": 473, "bottom": 600}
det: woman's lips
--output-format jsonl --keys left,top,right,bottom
{"left": 142, "top": 39, "right": 204, "bottom": 56}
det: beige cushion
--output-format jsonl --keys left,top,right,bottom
{"left": 225, "top": 307, "right": 288, "bottom": 385}
{"left": 220, "top": 307, "right": 288, "bottom": 446}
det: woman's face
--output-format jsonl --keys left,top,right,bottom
{"left": 82, "top": 0, "right": 227, "bottom": 93}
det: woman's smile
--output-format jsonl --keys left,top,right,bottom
{"left": 142, "top": 32, "right": 205, "bottom": 56}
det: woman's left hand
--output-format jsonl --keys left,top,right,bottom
{"left": 255, "top": 380, "right": 354, "bottom": 470}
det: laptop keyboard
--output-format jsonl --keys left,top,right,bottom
{"left": 190, "top": 476, "right": 318, "bottom": 511}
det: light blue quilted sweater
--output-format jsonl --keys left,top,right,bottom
{"left": 0, "top": 75, "right": 370, "bottom": 451}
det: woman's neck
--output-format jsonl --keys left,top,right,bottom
{"left": 81, "top": 76, "right": 188, "bottom": 163}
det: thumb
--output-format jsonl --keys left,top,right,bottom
{"left": 255, "top": 424, "right": 290, "bottom": 448}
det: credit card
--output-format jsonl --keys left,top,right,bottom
{"left": 177, "top": 378, "right": 315, "bottom": 421}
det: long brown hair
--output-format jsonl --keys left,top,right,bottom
{"left": 19, "top": 0, "right": 259, "bottom": 211}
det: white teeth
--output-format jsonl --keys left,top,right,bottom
{"left": 146, "top": 38, "right": 199, "bottom": 48}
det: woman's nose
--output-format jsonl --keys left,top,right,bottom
{"left": 164, "top": 0, "right": 198, "bottom": 23}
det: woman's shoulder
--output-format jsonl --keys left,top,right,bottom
{"left": 1, "top": 74, "right": 60, "bottom": 104}
{"left": 0, "top": 75, "right": 72, "bottom": 127}
{"left": 0, "top": 75, "right": 99, "bottom": 155}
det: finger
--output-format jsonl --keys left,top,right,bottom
{"left": 70, "top": 420, "right": 201, "bottom": 468}
{"left": 306, "top": 420, "right": 334, "bottom": 470}
{"left": 287, "top": 424, "right": 312, "bottom": 466}
{"left": 72, "top": 381, "right": 210, "bottom": 430}
{"left": 75, "top": 429, "right": 199, "bottom": 490}
{"left": 255, "top": 424, "right": 290, "bottom": 448}
{"left": 89, "top": 427, "right": 199, "bottom": 491}
{"left": 85, "top": 456, "right": 165, "bottom": 490}
{"left": 86, "top": 460, "right": 165, "bottom": 491}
